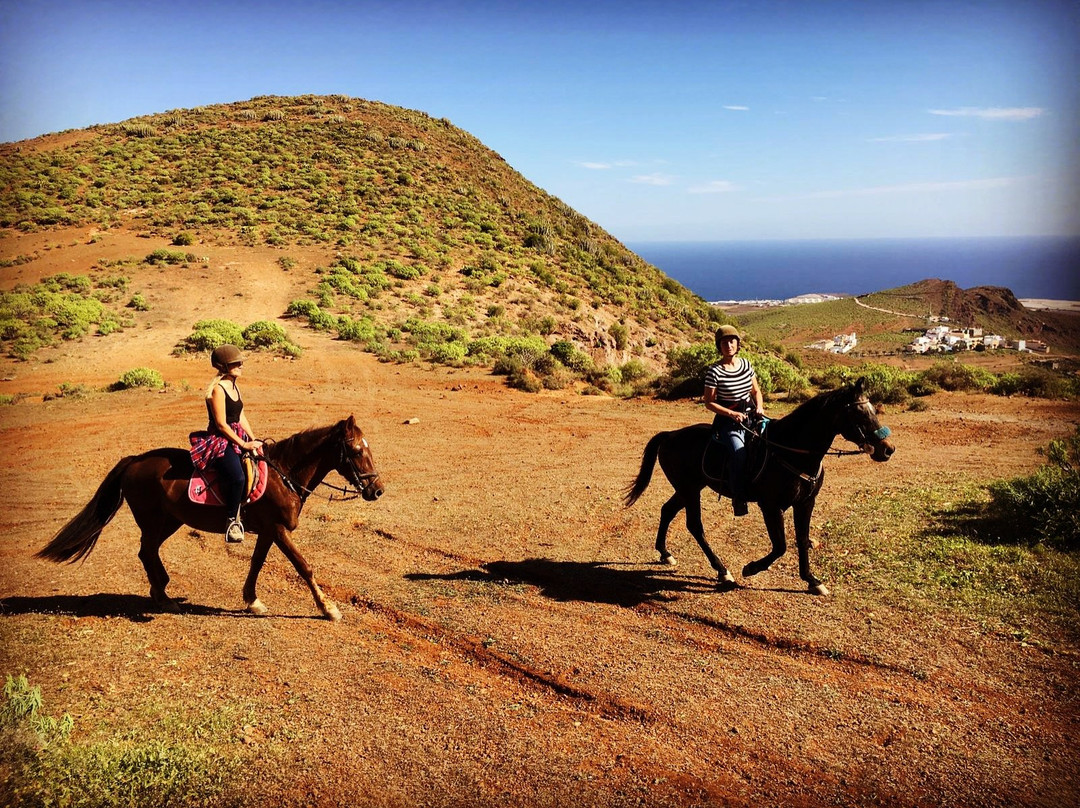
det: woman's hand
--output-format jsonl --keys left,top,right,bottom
{"left": 242, "top": 439, "right": 264, "bottom": 453}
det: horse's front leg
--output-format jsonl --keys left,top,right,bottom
{"left": 267, "top": 525, "right": 342, "bottom": 621}
{"left": 684, "top": 493, "right": 736, "bottom": 590}
{"left": 242, "top": 533, "right": 274, "bottom": 616}
{"left": 794, "top": 498, "right": 828, "bottom": 596}
{"left": 742, "top": 506, "right": 786, "bottom": 579}
{"left": 655, "top": 493, "right": 684, "bottom": 566}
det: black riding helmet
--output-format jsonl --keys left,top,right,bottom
{"left": 210, "top": 344, "right": 243, "bottom": 372}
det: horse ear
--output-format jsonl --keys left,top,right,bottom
{"left": 854, "top": 377, "right": 867, "bottom": 396}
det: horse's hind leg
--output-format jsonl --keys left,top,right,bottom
{"left": 655, "top": 494, "right": 684, "bottom": 566}
{"left": 684, "top": 493, "right": 736, "bottom": 590}
{"left": 136, "top": 517, "right": 183, "bottom": 612}
{"left": 742, "top": 506, "right": 787, "bottom": 579}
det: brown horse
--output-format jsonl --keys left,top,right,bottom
{"left": 37, "top": 415, "right": 384, "bottom": 620}
{"left": 625, "top": 379, "right": 894, "bottom": 595}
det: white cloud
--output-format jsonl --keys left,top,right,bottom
{"left": 723, "top": 105, "right": 749, "bottom": 111}
{"left": 688, "top": 180, "right": 738, "bottom": 194}
{"left": 576, "top": 159, "right": 639, "bottom": 170}
{"left": 795, "top": 177, "right": 1024, "bottom": 199}
{"left": 869, "top": 133, "right": 953, "bottom": 142}
{"left": 927, "top": 107, "right": 1045, "bottom": 121}
{"left": 630, "top": 173, "right": 675, "bottom": 186}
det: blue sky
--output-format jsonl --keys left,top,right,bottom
{"left": 1, "top": 0, "right": 1077, "bottom": 241}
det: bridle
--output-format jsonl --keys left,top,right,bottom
{"left": 259, "top": 433, "right": 381, "bottom": 503}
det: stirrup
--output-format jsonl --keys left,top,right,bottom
{"left": 225, "top": 519, "right": 244, "bottom": 543}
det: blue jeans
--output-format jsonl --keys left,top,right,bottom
{"left": 713, "top": 420, "right": 747, "bottom": 499}
{"left": 212, "top": 449, "right": 244, "bottom": 516}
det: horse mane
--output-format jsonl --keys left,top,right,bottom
{"left": 265, "top": 421, "right": 340, "bottom": 469}
{"left": 771, "top": 384, "right": 855, "bottom": 437}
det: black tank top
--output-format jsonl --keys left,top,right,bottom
{"left": 206, "top": 382, "right": 244, "bottom": 431}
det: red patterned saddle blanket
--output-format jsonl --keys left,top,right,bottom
{"left": 188, "top": 457, "right": 269, "bottom": 506}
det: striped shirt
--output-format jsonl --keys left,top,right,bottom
{"left": 704, "top": 357, "right": 756, "bottom": 406}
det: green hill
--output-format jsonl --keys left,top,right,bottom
{"left": 0, "top": 94, "right": 724, "bottom": 376}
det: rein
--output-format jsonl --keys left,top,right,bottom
{"left": 256, "top": 437, "right": 380, "bottom": 503}
{"left": 739, "top": 398, "right": 890, "bottom": 458}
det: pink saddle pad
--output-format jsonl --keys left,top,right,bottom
{"left": 188, "top": 460, "right": 269, "bottom": 506}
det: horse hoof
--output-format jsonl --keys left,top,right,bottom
{"left": 246, "top": 599, "right": 268, "bottom": 616}
{"left": 659, "top": 554, "right": 677, "bottom": 566}
{"left": 717, "top": 572, "right": 737, "bottom": 592}
{"left": 325, "top": 603, "right": 343, "bottom": 622}
{"left": 808, "top": 582, "right": 830, "bottom": 596}
{"left": 742, "top": 561, "right": 763, "bottom": 578}
{"left": 150, "top": 590, "right": 180, "bottom": 613}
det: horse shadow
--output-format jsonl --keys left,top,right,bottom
{"left": 407, "top": 558, "right": 724, "bottom": 609}
{"left": 0, "top": 593, "right": 252, "bottom": 622}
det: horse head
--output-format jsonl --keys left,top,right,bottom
{"left": 837, "top": 378, "right": 895, "bottom": 462}
{"left": 337, "top": 415, "right": 385, "bottom": 501}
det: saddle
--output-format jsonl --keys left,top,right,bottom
{"left": 188, "top": 455, "right": 269, "bottom": 506}
{"left": 702, "top": 418, "right": 770, "bottom": 495}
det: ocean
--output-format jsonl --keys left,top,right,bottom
{"left": 627, "top": 237, "right": 1080, "bottom": 303}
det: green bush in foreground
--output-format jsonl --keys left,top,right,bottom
{"left": 1, "top": 674, "right": 242, "bottom": 808}
{"left": 985, "top": 427, "right": 1080, "bottom": 551}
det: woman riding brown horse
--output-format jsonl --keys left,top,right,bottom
{"left": 37, "top": 416, "right": 383, "bottom": 620}
{"left": 625, "top": 378, "right": 894, "bottom": 595}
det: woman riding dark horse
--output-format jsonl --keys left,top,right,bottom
{"left": 625, "top": 378, "right": 894, "bottom": 595}
{"left": 37, "top": 416, "right": 384, "bottom": 620}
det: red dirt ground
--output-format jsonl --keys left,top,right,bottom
{"left": 1, "top": 229, "right": 1078, "bottom": 807}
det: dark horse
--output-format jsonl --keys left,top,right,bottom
{"left": 37, "top": 416, "right": 384, "bottom": 620}
{"left": 625, "top": 379, "right": 894, "bottom": 595}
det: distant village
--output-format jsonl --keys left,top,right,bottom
{"left": 808, "top": 318, "right": 1050, "bottom": 356}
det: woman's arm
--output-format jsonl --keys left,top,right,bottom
{"left": 704, "top": 385, "right": 747, "bottom": 423}
{"left": 750, "top": 374, "right": 764, "bottom": 416}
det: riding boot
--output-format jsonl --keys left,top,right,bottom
{"left": 225, "top": 507, "right": 244, "bottom": 543}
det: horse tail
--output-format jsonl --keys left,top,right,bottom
{"left": 624, "top": 431, "right": 670, "bottom": 507}
{"left": 37, "top": 456, "right": 135, "bottom": 564}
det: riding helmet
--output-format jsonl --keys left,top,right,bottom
{"left": 714, "top": 324, "right": 741, "bottom": 349}
{"left": 211, "top": 344, "right": 243, "bottom": 371}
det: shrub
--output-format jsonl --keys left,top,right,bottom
{"left": 468, "top": 335, "right": 549, "bottom": 363}
{"left": 1, "top": 674, "right": 240, "bottom": 808}
{"left": 609, "top": 323, "right": 629, "bottom": 351}
{"left": 179, "top": 319, "right": 244, "bottom": 352}
{"left": 172, "top": 232, "right": 195, "bottom": 246}
{"left": 285, "top": 299, "right": 319, "bottom": 318}
{"left": 743, "top": 350, "right": 810, "bottom": 398}
{"left": 665, "top": 342, "right": 718, "bottom": 380}
{"left": 145, "top": 249, "right": 190, "bottom": 265}
{"left": 549, "top": 340, "right": 593, "bottom": 373}
{"left": 985, "top": 427, "right": 1080, "bottom": 551}
{"left": 619, "top": 358, "right": 650, "bottom": 383}
{"left": 113, "top": 367, "right": 164, "bottom": 390}
{"left": 922, "top": 361, "right": 995, "bottom": 393}
{"left": 427, "top": 341, "right": 467, "bottom": 363}
{"left": 337, "top": 316, "right": 378, "bottom": 343}
{"left": 127, "top": 293, "right": 150, "bottom": 311}
{"left": 241, "top": 320, "right": 288, "bottom": 348}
